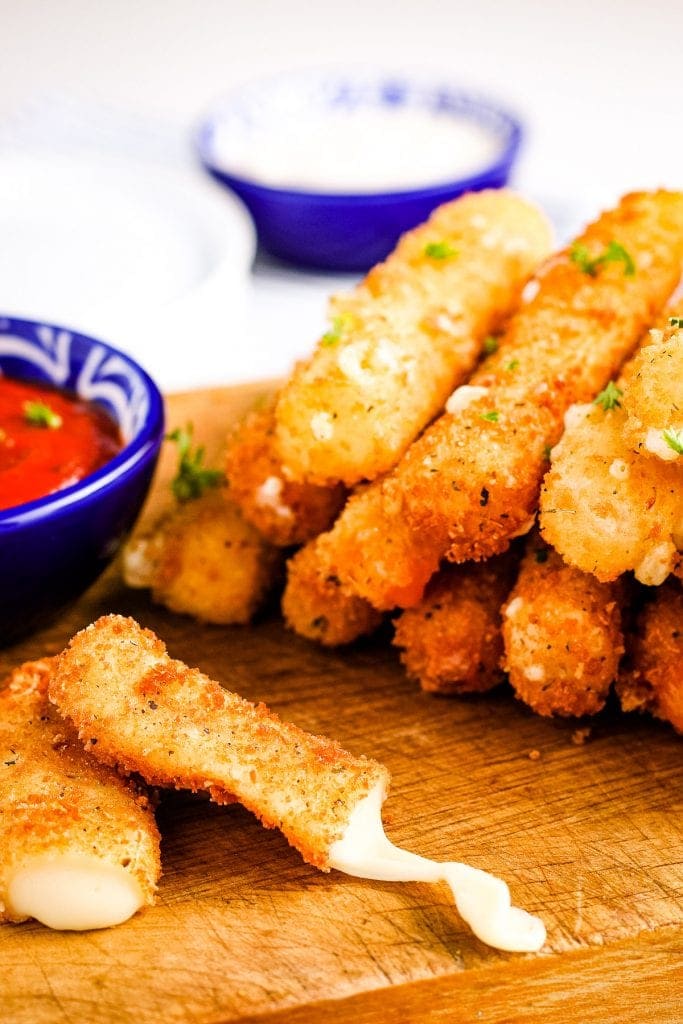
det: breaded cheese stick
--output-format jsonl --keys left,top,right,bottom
{"left": 393, "top": 554, "right": 517, "bottom": 694}
{"left": 617, "top": 579, "right": 683, "bottom": 733}
{"left": 540, "top": 326, "right": 683, "bottom": 585}
{"left": 275, "top": 190, "right": 552, "bottom": 486}
{"left": 123, "top": 488, "right": 282, "bottom": 624}
{"left": 282, "top": 539, "right": 383, "bottom": 646}
{"left": 224, "top": 397, "right": 346, "bottom": 547}
{"left": 51, "top": 616, "right": 546, "bottom": 952}
{"left": 621, "top": 323, "right": 683, "bottom": 462}
{"left": 501, "top": 539, "right": 624, "bottom": 717}
{"left": 0, "top": 658, "right": 160, "bottom": 930}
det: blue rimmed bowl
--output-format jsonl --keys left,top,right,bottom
{"left": 196, "top": 71, "right": 523, "bottom": 271}
{"left": 0, "top": 316, "right": 164, "bottom": 644}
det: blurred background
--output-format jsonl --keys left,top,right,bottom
{"left": 1, "top": 0, "right": 681, "bottom": 390}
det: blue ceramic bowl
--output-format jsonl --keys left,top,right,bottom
{"left": 196, "top": 71, "right": 523, "bottom": 271}
{"left": 0, "top": 316, "right": 164, "bottom": 644}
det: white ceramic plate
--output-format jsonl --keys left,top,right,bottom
{"left": 0, "top": 154, "right": 256, "bottom": 390}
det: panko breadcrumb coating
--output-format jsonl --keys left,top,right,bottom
{"left": 393, "top": 554, "right": 517, "bottom": 694}
{"left": 123, "top": 488, "right": 282, "bottom": 624}
{"left": 622, "top": 324, "right": 683, "bottom": 462}
{"left": 617, "top": 579, "right": 683, "bottom": 733}
{"left": 225, "top": 397, "right": 346, "bottom": 546}
{"left": 50, "top": 616, "right": 390, "bottom": 870}
{"left": 286, "top": 192, "right": 683, "bottom": 620}
{"left": 0, "top": 658, "right": 160, "bottom": 927}
{"left": 282, "top": 539, "right": 383, "bottom": 646}
{"left": 275, "top": 190, "right": 552, "bottom": 486}
{"left": 501, "top": 539, "right": 624, "bottom": 717}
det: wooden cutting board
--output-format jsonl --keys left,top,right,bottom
{"left": 1, "top": 383, "right": 682, "bottom": 1024}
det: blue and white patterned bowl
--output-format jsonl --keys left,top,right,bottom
{"left": 196, "top": 71, "right": 523, "bottom": 271}
{"left": 0, "top": 316, "right": 164, "bottom": 644}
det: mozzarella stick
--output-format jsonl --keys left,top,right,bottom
{"left": 393, "top": 554, "right": 517, "bottom": 694}
{"left": 275, "top": 190, "right": 552, "bottom": 486}
{"left": 50, "top": 615, "right": 545, "bottom": 952}
{"left": 540, "top": 324, "right": 683, "bottom": 585}
{"left": 501, "top": 539, "right": 624, "bottom": 717}
{"left": 0, "top": 658, "right": 160, "bottom": 930}
{"left": 617, "top": 579, "right": 683, "bottom": 734}
{"left": 123, "top": 488, "right": 282, "bottom": 624}
{"left": 225, "top": 397, "right": 346, "bottom": 546}
{"left": 621, "top": 323, "right": 683, "bottom": 462}
{"left": 287, "top": 191, "right": 683, "bottom": 618}
{"left": 282, "top": 539, "right": 383, "bottom": 646}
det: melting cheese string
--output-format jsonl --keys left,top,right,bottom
{"left": 329, "top": 784, "right": 546, "bottom": 953}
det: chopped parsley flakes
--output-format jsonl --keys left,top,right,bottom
{"left": 593, "top": 380, "right": 623, "bottom": 411}
{"left": 23, "top": 401, "right": 62, "bottom": 429}
{"left": 424, "top": 241, "right": 458, "bottom": 261}
{"left": 570, "top": 240, "right": 635, "bottom": 278}
{"left": 480, "top": 410, "right": 500, "bottom": 422}
{"left": 321, "top": 312, "right": 355, "bottom": 347}
{"left": 669, "top": 316, "right": 683, "bottom": 328}
{"left": 662, "top": 428, "right": 683, "bottom": 455}
{"left": 505, "top": 359, "right": 520, "bottom": 372}
{"left": 166, "top": 423, "right": 224, "bottom": 503}
{"left": 483, "top": 335, "right": 499, "bottom": 355}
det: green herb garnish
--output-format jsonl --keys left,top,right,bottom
{"left": 662, "top": 428, "right": 683, "bottom": 455}
{"left": 668, "top": 316, "right": 683, "bottom": 328}
{"left": 505, "top": 359, "right": 520, "bottom": 372}
{"left": 480, "top": 410, "right": 500, "bottom": 422}
{"left": 24, "top": 401, "right": 62, "bottom": 429}
{"left": 483, "top": 335, "right": 499, "bottom": 355}
{"left": 424, "top": 241, "right": 458, "bottom": 261}
{"left": 321, "top": 312, "right": 355, "bottom": 347}
{"left": 570, "top": 240, "right": 635, "bottom": 277}
{"left": 166, "top": 423, "right": 224, "bottom": 503}
{"left": 543, "top": 444, "right": 553, "bottom": 460}
{"left": 593, "top": 380, "right": 623, "bottom": 411}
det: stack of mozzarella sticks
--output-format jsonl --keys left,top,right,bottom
{"left": 125, "top": 188, "right": 683, "bottom": 734}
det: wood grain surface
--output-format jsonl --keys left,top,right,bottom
{"left": 1, "top": 383, "right": 682, "bottom": 1024}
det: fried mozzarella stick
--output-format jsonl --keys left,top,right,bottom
{"left": 287, "top": 192, "right": 683, "bottom": 617}
{"left": 0, "top": 658, "right": 160, "bottom": 930}
{"left": 51, "top": 615, "right": 545, "bottom": 952}
{"left": 393, "top": 554, "right": 517, "bottom": 694}
{"left": 123, "top": 488, "right": 282, "bottom": 624}
{"left": 501, "top": 539, "right": 624, "bottom": 717}
{"left": 621, "top": 323, "right": 683, "bottom": 462}
{"left": 224, "top": 397, "right": 346, "bottom": 547}
{"left": 540, "top": 325, "right": 683, "bottom": 585}
{"left": 275, "top": 190, "right": 552, "bottom": 486}
{"left": 617, "top": 579, "right": 683, "bottom": 734}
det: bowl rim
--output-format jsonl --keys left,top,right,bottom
{"left": 0, "top": 316, "right": 165, "bottom": 529}
{"left": 194, "top": 69, "right": 523, "bottom": 202}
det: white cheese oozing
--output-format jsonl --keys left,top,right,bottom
{"left": 445, "top": 385, "right": 489, "bottom": 415}
{"left": 329, "top": 784, "right": 546, "bottom": 953}
{"left": 7, "top": 855, "right": 144, "bottom": 931}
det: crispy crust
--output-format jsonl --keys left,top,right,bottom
{"left": 617, "top": 579, "right": 683, "bottom": 733}
{"left": 501, "top": 540, "right": 624, "bottom": 717}
{"left": 0, "top": 658, "right": 160, "bottom": 924}
{"left": 275, "top": 190, "right": 552, "bottom": 486}
{"left": 50, "top": 616, "right": 390, "bottom": 869}
{"left": 393, "top": 554, "right": 517, "bottom": 694}
{"left": 621, "top": 325, "right": 683, "bottom": 460}
{"left": 225, "top": 398, "right": 346, "bottom": 546}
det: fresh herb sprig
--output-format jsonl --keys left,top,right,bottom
{"left": 662, "top": 427, "right": 683, "bottom": 455}
{"left": 24, "top": 401, "right": 62, "bottom": 429}
{"left": 570, "top": 240, "right": 635, "bottom": 278}
{"left": 166, "top": 423, "right": 224, "bottom": 503}
{"left": 593, "top": 380, "right": 623, "bottom": 411}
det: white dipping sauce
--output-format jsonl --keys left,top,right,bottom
{"left": 212, "top": 108, "right": 501, "bottom": 193}
{"left": 329, "top": 783, "right": 546, "bottom": 953}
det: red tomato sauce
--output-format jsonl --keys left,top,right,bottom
{"left": 0, "top": 377, "right": 122, "bottom": 511}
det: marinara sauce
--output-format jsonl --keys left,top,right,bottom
{"left": 0, "top": 377, "right": 122, "bottom": 511}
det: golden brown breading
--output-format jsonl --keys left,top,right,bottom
{"left": 225, "top": 397, "right": 346, "bottom": 546}
{"left": 501, "top": 539, "right": 624, "bottom": 717}
{"left": 123, "top": 488, "right": 282, "bottom": 624}
{"left": 275, "top": 190, "right": 552, "bottom": 486}
{"left": 393, "top": 554, "right": 517, "bottom": 694}
{"left": 281, "top": 538, "right": 383, "bottom": 646}
{"left": 285, "top": 192, "right": 683, "bottom": 621}
{"left": 617, "top": 579, "right": 683, "bottom": 733}
{"left": 0, "top": 658, "right": 160, "bottom": 926}
{"left": 621, "top": 324, "right": 683, "bottom": 462}
{"left": 50, "top": 616, "right": 390, "bottom": 870}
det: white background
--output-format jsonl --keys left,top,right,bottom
{"left": 1, "top": 0, "right": 681, "bottom": 388}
